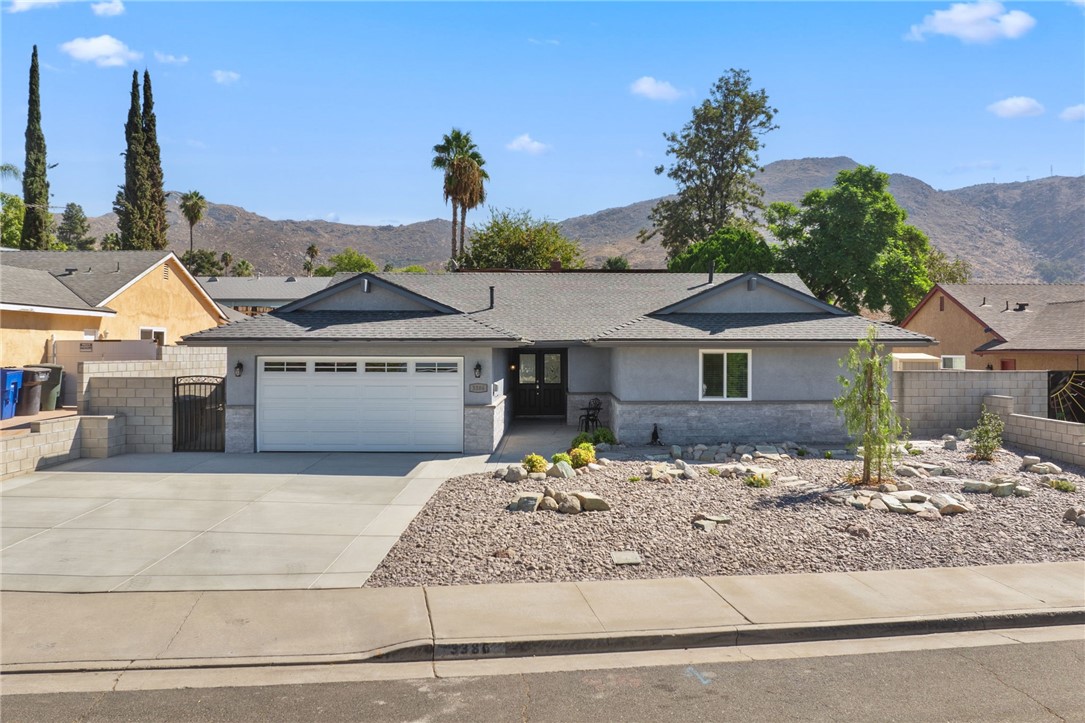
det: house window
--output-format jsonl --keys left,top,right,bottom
{"left": 364, "top": 361, "right": 408, "bottom": 373}
{"left": 82, "top": 329, "right": 97, "bottom": 341}
{"left": 700, "top": 350, "right": 751, "bottom": 401}
{"left": 263, "top": 361, "right": 307, "bottom": 373}
{"left": 941, "top": 355, "right": 965, "bottom": 370}
{"left": 314, "top": 361, "right": 358, "bottom": 373}
{"left": 140, "top": 327, "right": 167, "bottom": 346}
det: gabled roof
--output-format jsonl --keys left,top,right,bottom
{"left": 196, "top": 275, "right": 335, "bottom": 304}
{"left": 976, "top": 300, "right": 1085, "bottom": 354}
{"left": 0, "top": 265, "right": 115, "bottom": 317}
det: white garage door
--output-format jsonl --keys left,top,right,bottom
{"left": 256, "top": 356, "right": 464, "bottom": 452}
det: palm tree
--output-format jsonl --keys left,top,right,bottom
{"left": 220, "top": 251, "right": 233, "bottom": 273}
{"left": 432, "top": 129, "right": 487, "bottom": 260}
{"left": 0, "top": 163, "right": 20, "bottom": 182}
{"left": 305, "top": 243, "right": 319, "bottom": 276}
{"left": 178, "top": 190, "right": 207, "bottom": 254}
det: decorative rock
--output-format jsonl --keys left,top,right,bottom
{"left": 676, "top": 459, "right": 699, "bottom": 480}
{"left": 597, "top": 458, "right": 611, "bottom": 466}
{"left": 557, "top": 496, "right": 582, "bottom": 514}
{"left": 586, "top": 463, "right": 603, "bottom": 472}
{"left": 903, "top": 502, "right": 927, "bottom": 514}
{"left": 543, "top": 485, "right": 558, "bottom": 499}
{"left": 649, "top": 464, "right": 670, "bottom": 481}
{"left": 537, "top": 496, "right": 559, "bottom": 512}
{"left": 849, "top": 496, "right": 871, "bottom": 510}
{"left": 943, "top": 439, "right": 957, "bottom": 451}
{"left": 510, "top": 493, "right": 543, "bottom": 512}
{"left": 896, "top": 466, "right": 921, "bottom": 478}
{"left": 494, "top": 467, "right": 509, "bottom": 479}
{"left": 846, "top": 524, "right": 872, "bottom": 539}
{"left": 929, "top": 493, "right": 973, "bottom": 515}
{"left": 740, "top": 453, "right": 754, "bottom": 463}
{"left": 1028, "top": 462, "right": 1063, "bottom": 475}
{"left": 693, "top": 519, "right": 717, "bottom": 532}
{"left": 915, "top": 509, "right": 942, "bottom": 522}
{"left": 612, "top": 551, "right": 641, "bottom": 565}
{"left": 878, "top": 483, "right": 898, "bottom": 493}
{"left": 670, "top": 445, "right": 683, "bottom": 459}
{"left": 1064, "top": 506, "right": 1085, "bottom": 522}
{"left": 735, "top": 444, "right": 755, "bottom": 455}
{"left": 528, "top": 472, "right": 547, "bottom": 481}
{"left": 939, "top": 465, "right": 960, "bottom": 477}
{"left": 891, "top": 491, "right": 929, "bottom": 503}
{"left": 504, "top": 466, "right": 527, "bottom": 483}
{"left": 595, "top": 442, "right": 611, "bottom": 452}
{"left": 553, "top": 491, "right": 570, "bottom": 504}
{"left": 991, "top": 483, "right": 1016, "bottom": 497}
{"left": 704, "top": 514, "right": 732, "bottom": 524}
{"left": 547, "top": 461, "right": 576, "bottom": 479}
{"left": 1078, "top": 516, "right": 1085, "bottom": 528}
{"left": 881, "top": 496, "right": 908, "bottom": 514}
{"left": 961, "top": 480, "right": 995, "bottom": 493}
{"left": 574, "top": 492, "right": 611, "bottom": 512}
{"left": 1020, "top": 455, "right": 1042, "bottom": 468}
{"left": 896, "top": 481, "right": 915, "bottom": 491}
{"left": 942, "top": 434, "right": 957, "bottom": 441}
{"left": 1013, "top": 485, "right": 1033, "bottom": 497}
{"left": 955, "top": 428, "right": 972, "bottom": 440}
{"left": 822, "top": 493, "right": 846, "bottom": 505}
{"left": 869, "top": 498, "right": 889, "bottom": 512}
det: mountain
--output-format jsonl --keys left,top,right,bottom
{"left": 84, "top": 157, "right": 1084, "bottom": 281}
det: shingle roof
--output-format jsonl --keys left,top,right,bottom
{"left": 0, "top": 265, "right": 108, "bottom": 313}
{"left": 196, "top": 275, "right": 335, "bottom": 304}
{"left": 184, "top": 310, "right": 522, "bottom": 343}
{"left": 593, "top": 313, "right": 934, "bottom": 344}
{"left": 0, "top": 251, "right": 171, "bottom": 306}
{"left": 977, "top": 300, "right": 1085, "bottom": 353}
{"left": 938, "top": 283, "right": 1085, "bottom": 342}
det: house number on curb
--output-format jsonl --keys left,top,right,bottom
{"left": 436, "top": 643, "right": 506, "bottom": 659}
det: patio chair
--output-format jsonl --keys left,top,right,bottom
{"left": 578, "top": 397, "right": 602, "bottom": 432}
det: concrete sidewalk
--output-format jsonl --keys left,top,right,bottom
{"left": 2, "top": 562, "right": 1082, "bottom": 674}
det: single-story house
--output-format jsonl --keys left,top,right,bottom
{"left": 196, "top": 275, "right": 337, "bottom": 316}
{"left": 184, "top": 270, "right": 934, "bottom": 454}
{"left": 0, "top": 250, "right": 227, "bottom": 367}
{"left": 898, "top": 283, "right": 1085, "bottom": 371}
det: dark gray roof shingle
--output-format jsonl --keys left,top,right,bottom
{"left": 196, "top": 275, "right": 335, "bottom": 303}
{"left": 0, "top": 265, "right": 107, "bottom": 313}
{"left": 593, "top": 313, "right": 934, "bottom": 344}
{"left": 1, "top": 251, "right": 171, "bottom": 306}
{"left": 938, "top": 283, "right": 1085, "bottom": 342}
{"left": 977, "top": 300, "right": 1085, "bottom": 352}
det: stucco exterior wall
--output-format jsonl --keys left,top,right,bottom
{"left": 0, "top": 311, "right": 103, "bottom": 367}
{"left": 301, "top": 281, "right": 433, "bottom": 312}
{"left": 676, "top": 282, "right": 822, "bottom": 314}
{"left": 898, "top": 293, "right": 998, "bottom": 369}
{"left": 977, "top": 352, "right": 1085, "bottom": 371}
{"left": 568, "top": 346, "right": 611, "bottom": 394}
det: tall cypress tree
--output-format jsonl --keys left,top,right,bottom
{"left": 114, "top": 71, "right": 151, "bottom": 248}
{"left": 21, "top": 45, "right": 53, "bottom": 249}
{"left": 142, "top": 70, "right": 168, "bottom": 249}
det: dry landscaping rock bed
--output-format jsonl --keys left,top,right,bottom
{"left": 365, "top": 441, "right": 1085, "bottom": 588}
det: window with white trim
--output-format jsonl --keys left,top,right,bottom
{"left": 364, "top": 361, "right": 408, "bottom": 373}
{"left": 263, "top": 361, "right": 307, "bottom": 373}
{"left": 940, "top": 355, "right": 965, "bottom": 370}
{"left": 314, "top": 361, "right": 358, "bottom": 373}
{"left": 700, "top": 350, "right": 751, "bottom": 401}
{"left": 140, "top": 327, "right": 166, "bottom": 346}
{"left": 415, "top": 361, "right": 458, "bottom": 374}
{"left": 83, "top": 329, "right": 97, "bottom": 341}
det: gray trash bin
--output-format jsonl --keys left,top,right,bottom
{"left": 37, "top": 363, "right": 64, "bottom": 411}
{"left": 15, "top": 366, "right": 50, "bottom": 416}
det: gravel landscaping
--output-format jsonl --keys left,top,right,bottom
{"left": 365, "top": 440, "right": 1085, "bottom": 588}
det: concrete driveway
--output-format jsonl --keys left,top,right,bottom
{"left": 0, "top": 451, "right": 494, "bottom": 593}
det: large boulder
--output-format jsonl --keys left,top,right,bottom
{"left": 675, "top": 459, "right": 699, "bottom": 480}
{"left": 510, "top": 493, "right": 543, "bottom": 512}
{"left": 929, "top": 493, "right": 973, "bottom": 514}
{"left": 558, "top": 496, "right": 582, "bottom": 514}
{"left": 504, "top": 465, "right": 527, "bottom": 483}
{"left": 547, "top": 461, "right": 576, "bottom": 479}
{"left": 961, "top": 479, "right": 995, "bottom": 493}
{"left": 574, "top": 492, "right": 611, "bottom": 512}
{"left": 1028, "top": 462, "right": 1063, "bottom": 475}
{"left": 537, "top": 496, "right": 559, "bottom": 512}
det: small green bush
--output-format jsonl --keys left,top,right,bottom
{"left": 571, "top": 432, "right": 594, "bottom": 447}
{"left": 592, "top": 427, "right": 617, "bottom": 445}
{"left": 971, "top": 405, "right": 1004, "bottom": 461}
{"left": 797, "top": 448, "right": 807, "bottom": 457}
{"left": 1051, "top": 478, "right": 1077, "bottom": 493}
{"left": 522, "top": 453, "right": 548, "bottom": 473}
{"left": 551, "top": 452, "right": 571, "bottom": 466}
{"left": 628, "top": 476, "right": 642, "bottom": 483}
{"left": 908, "top": 448, "right": 923, "bottom": 456}
{"left": 745, "top": 473, "right": 772, "bottom": 488}
{"left": 569, "top": 447, "right": 593, "bottom": 468}
{"left": 824, "top": 450, "right": 834, "bottom": 460}
{"left": 707, "top": 467, "right": 721, "bottom": 476}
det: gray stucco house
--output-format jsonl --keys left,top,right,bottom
{"left": 184, "top": 270, "right": 933, "bottom": 453}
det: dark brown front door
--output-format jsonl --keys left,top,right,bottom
{"left": 514, "top": 350, "right": 565, "bottom": 416}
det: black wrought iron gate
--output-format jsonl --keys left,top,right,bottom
{"left": 173, "top": 376, "right": 225, "bottom": 452}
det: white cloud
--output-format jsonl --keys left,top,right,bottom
{"left": 7, "top": 0, "right": 62, "bottom": 13}
{"left": 90, "top": 0, "right": 123, "bottom": 16}
{"left": 906, "top": 1, "right": 1035, "bottom": 43}
{"left": 60, "top": 35, "right": 141, "bottom": 67}
{"left": 212, "top": 69, "right": 240, "bottom": 85}
{"left": 630, "top": 76, "right": 682, "bottom": 101}
{"left": 986, "top": 96, "right": 1045, "bottom": 118}
{"left": 506, "top": 133, "right": 549, "bottom": 155}
{"left": 1059, "top": 104, "right": 1085, "bottom": 122}
{"left": 154, "top": 51, "right": 189, "bottom": 65}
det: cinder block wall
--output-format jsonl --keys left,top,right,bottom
{"left": 985, "top": 394, "right": 1085, "bottom": 467}
{"left": 0, "top": 415, "right": 123, "bottom": 480}
{"left": 894, "top": 370, "right": 1048, "bottom": 437}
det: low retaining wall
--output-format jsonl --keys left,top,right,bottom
{"left": 1, "top": 414, "right": 125, "bottom": 481}
{"left": 984, "top": 395, "right": 1085, "bottom": 468}
{"left": 894, "top": 370, "right": 1047, "bottom": 438}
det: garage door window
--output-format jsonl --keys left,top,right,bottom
{"left": 416, "top": 362, "right": 458, "bottom": 373}
{"left": 315, "top": 361, "right": 358, "bottom": 373}
{"left": 263, "top": 361, "right": 307, "bottom": 373}
{"left": 364, "top": 361, "right": 408, "bottom": 373}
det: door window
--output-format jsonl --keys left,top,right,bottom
{"left": 519, "top": 354, "right": 537, "bottom": 384}
{"left": 544, "top": 353, "right": 562, "bottom": 384}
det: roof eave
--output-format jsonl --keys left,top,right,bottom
{"left": 183, "top": 336, "right": 526, "bottom": 348}
{"left": 587, "top": 337, "right": 936, "bottom": 347}
{"left": 0, "top": 302, "right": 116, "bottom": 317}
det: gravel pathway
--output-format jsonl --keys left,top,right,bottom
{"left": 365, "top": 441, "right": 1085, "bottom": 587}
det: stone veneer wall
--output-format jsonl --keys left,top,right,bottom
{"left": 463, "top": 396, "right": 508, "bottom": 454}
{"left": 611, "top": 400, "right": 846, "bottom": 447}
{"left": 983, "top": 394, "right": 1085, "bottom": 467}
{"left": 893, "top": 370, "right": 1048, "bottom": 438}
{"left": 1, "top": 415, "right": 124, "bottom": 480}
{"left": 566, "top": 393, "right": 616, "bottom": 433}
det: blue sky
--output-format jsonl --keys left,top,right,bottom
{"left": 2, "top": 1, "right": 1083, "bottom": 226}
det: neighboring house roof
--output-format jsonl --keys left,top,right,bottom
{"left": 187, "top": 271, "right": 931, "bottom": 347}
{"left": 0, "top": 265, "right": 115, "bottom": 317}
{"left": 903, "top": 282, "right": 1085, "bottom": 354}
{"left": 196, "top": 275, "right": 335, "bottom": 305}
{"left": 591, "top": 313, "right": 932, "bottom": 345}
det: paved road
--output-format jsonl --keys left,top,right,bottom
{"left": 4, "top": 639, "right": 1082, "bottom": 722}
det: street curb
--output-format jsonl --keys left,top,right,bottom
{"left": 4, "top": 607, "right": 1081, "bottom": 675}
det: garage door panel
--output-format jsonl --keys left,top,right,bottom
{"left": 257, "top": 356, "right": 464, "bottom": 452}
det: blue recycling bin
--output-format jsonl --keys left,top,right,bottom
{"left": 1, "top": 368, "right": 24, "bottom": 420}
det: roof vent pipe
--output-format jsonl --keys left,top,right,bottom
{"left": 981, "top": 296, "right": 986, "bottom": 306}
{"left": 1014, "top": 302, "right": 1029, "bottom": 312}
{"left": 747, "top": 277, "right": 758, "bottom": 291}
{"left": 489, "top": 285, "right": 495, "bottom": 310}
{"left": 1004, "top": 300, "right": 1009, "bottom": 311}
{"left": 708, "top": 259, "right": 714, "bottom": 285}
{"left": 115, "top": 262, "right": 120, "bottom": 273}
{"left": 362, "top": 278, "right": 370, "bottom": 293}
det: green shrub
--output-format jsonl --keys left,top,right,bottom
{"left": 745, "top": 473, "right": 772, "bottom": 488}
{"left": 824, "top": 450, "right": 834, "bottom": 460}
{"left": 707, "top": 467, "right": 721, "bottom": 476}
{"left": 908, "top": 448, "right": 923, "bottom": 456}
{"left": 628, "top": 476, "right": 642, "bottom": 483}
{"left": 569, "top": 447, "right": 593, "bottom": 468}
{"left": 551, "top": 452, "right": 571, "bottom": 466}
{"left": 522, "top": 453, "right": 548, "bottom": 473}
{"left": 592, "top": 427, "right": 617, "bottom": 445}
{"left": 971, "top": 405, "right": 1004, "bottom": 461}
{"left": 1051, "top": 478, "right": 1077, "bottom": 493}
{"left": 571, "top": 432, "right": 594, "bottom": 447}
{"left": 797, "top": 448, "right": 807, "bottom": 457}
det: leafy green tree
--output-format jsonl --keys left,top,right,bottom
{"left": 180, "top": 249, "right": 224, "bottom": 276}
{"left": 231, "top": 259, "right": 254, "bottom": 277}
{"left": 926, "top": 248, "right": 972, "bottom": 284}
{"left": 432, "top": 128, "right": 488, "bottom": 259}
{"left": 641, "top": 69, "right": 778, "bottom": 260}
{"left": 601, "top": 256, "right": 630, "bottom": 271}
{"left": 971, "top": 405, "right": 1004, "bottom": 461}
{"left": 834, "top": 326, "right": 902, "bottom": 486}
{"left": 0, "top": 163, "right": 20, "bottom": 182}
{"left": 768, "top": 165, "right": 932, "bottom": 322}
{"left": 142, "top": 71, "right": 168, "bottom": 249}
{"left": 460, "top": 208, "right": 585, "bottom": 270}
{"left": 114, "top": 71, "right": 153, "bottom": 249}
{"left": 395, "top": 264, "right": 427, "bottom": 273}
{"left": 179, "top": 190, "right": 207, "bottom": 253}
{"left": 99, "top": 232, "right": 122, "bottom": 250}
{"left": 57, "top": 202, "right": 96, "bottom": 250}
{"left": 667, "top": 225, "right": 776, "bottom": 273}
{"left": 312, "top": 248, "right": 378, "bottom": 276}
{"left": 1, "top": 193, "right": 25, "bottom": 248}
{"left": 21, "top": 46, "right": 54, "bottom": 250}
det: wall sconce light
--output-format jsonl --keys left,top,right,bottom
{"left": 234, "top": 361, "right": 244, "bottom": 377}
{"left": 474, "top": 362, "right": 483, "bottom": 379}
{"left": 510, "top": 363, "right": 516, "bottom": 372}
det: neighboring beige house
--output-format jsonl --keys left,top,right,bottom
{"left": 0, "top": 250, "right": 227, "bottom": 367}
{"left": 899, "top": 283, "right": 1085, "bottom": 371}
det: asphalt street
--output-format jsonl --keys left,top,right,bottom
{"left": 3, "top": 639, "right": 1082, "bottom": 722}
